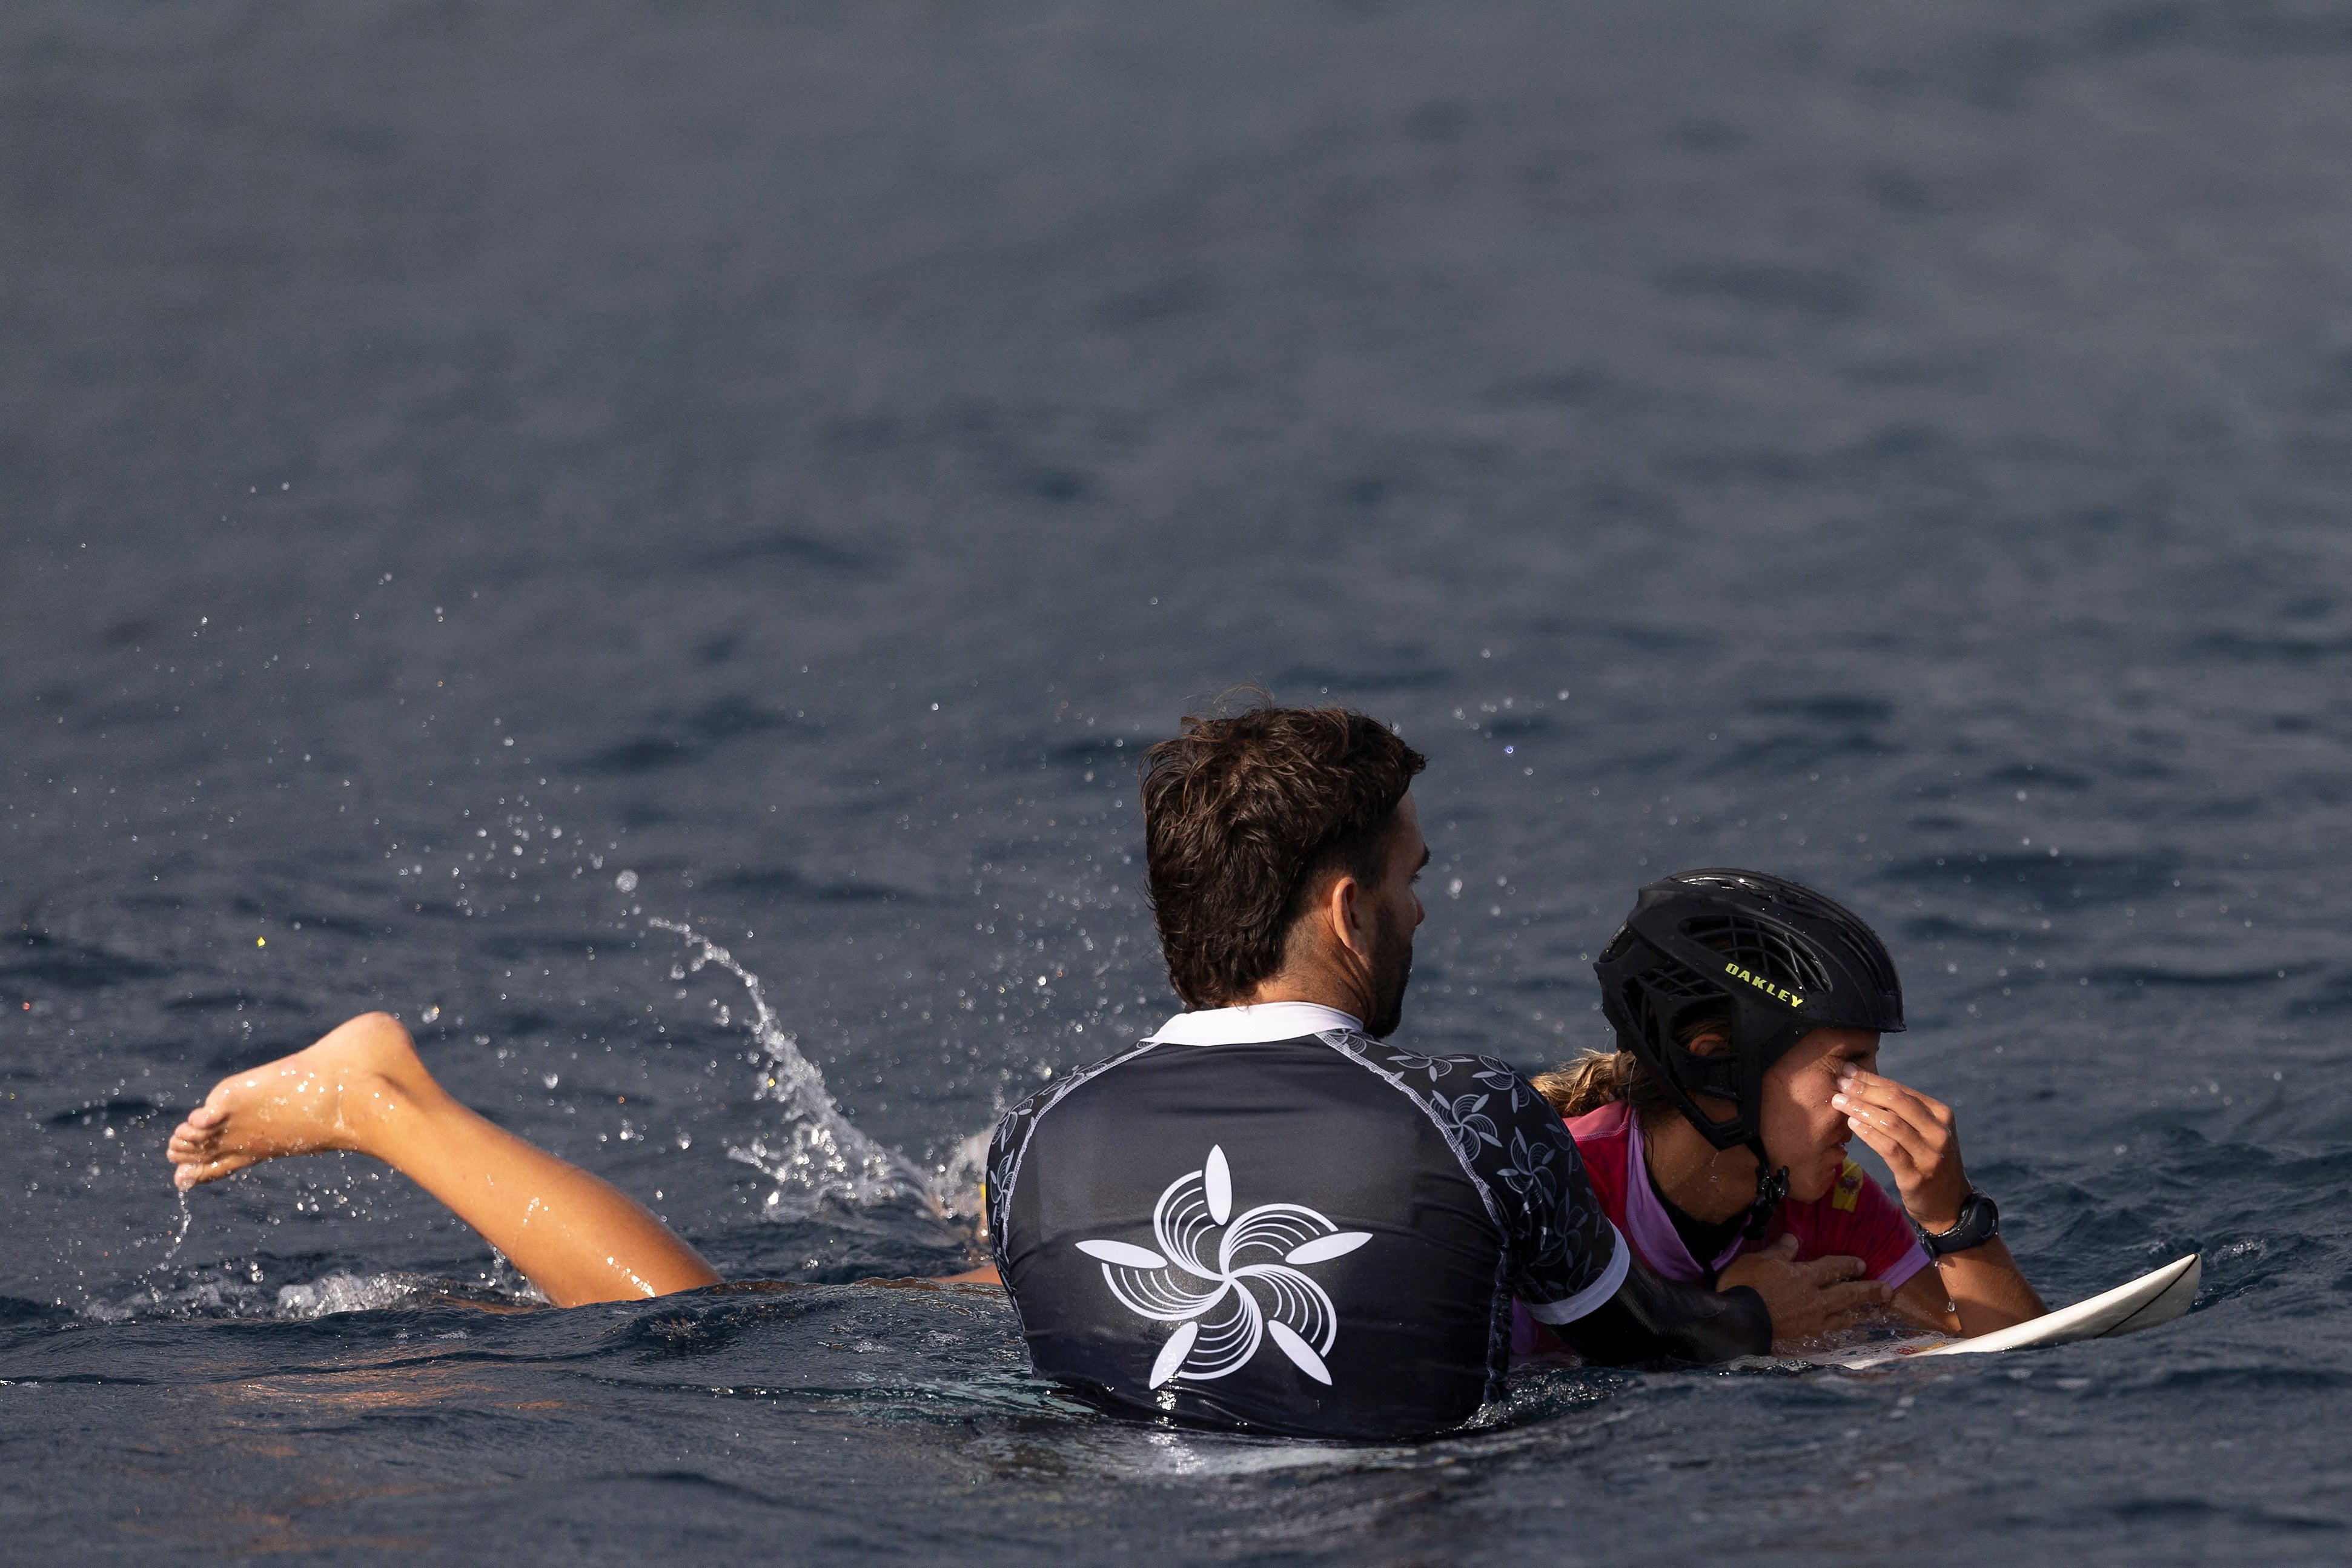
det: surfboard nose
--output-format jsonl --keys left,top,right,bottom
{"left": 2105, "top": 1252, "right": 2201, "bottom": 1339}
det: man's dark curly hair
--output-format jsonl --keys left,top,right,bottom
{"left": 1139, "top": 699, "right": 1426, "bottom": 1009}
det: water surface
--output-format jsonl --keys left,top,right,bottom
{"left": 5, "top": 2, "right": 2351, "bottom": 1561}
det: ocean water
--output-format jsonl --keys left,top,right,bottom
{"left": 6, "top": 1, "right": 2351, "bottom": 1561}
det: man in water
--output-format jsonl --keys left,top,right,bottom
{"left": 168, "top": 704, "right": 1881, "bottom": 1438}
{"left": 979, "top": 706, "right": 1810, "bottom": 1437}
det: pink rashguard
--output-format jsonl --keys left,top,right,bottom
{"left": 1514, "top": 1100, "right": 1930, "bottom": 1355}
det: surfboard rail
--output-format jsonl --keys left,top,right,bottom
{"left": 1912, "top": 1251, "right": 2201, "bottom": 1357}
{"left": 1799, "top": 1253, "right": 2202, "bottom": 1369}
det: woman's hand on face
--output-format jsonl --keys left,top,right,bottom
{"left": 1830, "top": 1068, "right": 1970, "bottom": 1231}
{"left": 1715, "top": 1234, "right": 1891, "bottom": 1352}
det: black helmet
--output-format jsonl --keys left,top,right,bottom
{"left": 1594, "top": 869, "right": 1904, "bottom": 1235}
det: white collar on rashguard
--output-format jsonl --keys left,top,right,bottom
{"left": 1142, "top": 1002, "right": 1365, "bottom": 1045}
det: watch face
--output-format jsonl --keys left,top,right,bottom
{"left": 1929, "top": 1192, "right": 1997, "bottom": 1254}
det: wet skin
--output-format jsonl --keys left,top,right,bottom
{"left": 167, "top": 1012, "right": 720, "bottom": 1306}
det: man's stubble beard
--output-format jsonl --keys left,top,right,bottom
{"left": 1362, "top": 902, "right": 1416, "bottom": 1039}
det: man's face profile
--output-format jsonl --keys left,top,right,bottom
{"left": 1359, "top": 791, "right": 1428, "bottom": 1038}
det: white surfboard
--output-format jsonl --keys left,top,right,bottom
{"left": 1810, "top": 1253, "right": 2201, "bottom": 1369}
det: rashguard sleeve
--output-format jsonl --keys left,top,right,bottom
{"left": 1463, "top": 1059, "right": 1771, "bottom": 1365}
{"left": 1456, "top": 1058, "right": 1628, "bottom": 1324}
{"left": 1551, "top": 1256, "right": 1774, "bottom": 1366}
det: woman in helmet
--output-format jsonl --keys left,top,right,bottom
{"left": 1528, "top": 869, "right": 2044, "bottom": 1353}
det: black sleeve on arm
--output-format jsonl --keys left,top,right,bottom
{"left": 1462, "top": 1060, "right": 1627, "bottom": 1323}
{"left": 1454, "top": 1056, "right": 1770, "bottom": 1366}
{"left": 1551, "top": 1256, "right": 1772, "bottom": 1366}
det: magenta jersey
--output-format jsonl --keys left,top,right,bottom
{"left": 1513, "top": 1099, "right": 1929, "bottom": 1356}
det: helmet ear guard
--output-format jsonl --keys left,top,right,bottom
{"left": 1597, "top": 938, "right": 1809, "bottom": 1155}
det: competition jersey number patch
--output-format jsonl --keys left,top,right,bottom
{"left": 1077, "top": 1145, "right": 1372, "bottom": 1389}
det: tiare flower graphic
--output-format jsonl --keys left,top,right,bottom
{"left": 1076, "top": 1145, "right": 1371, "bottom": 1389}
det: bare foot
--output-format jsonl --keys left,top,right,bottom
{"left": 167, "top": 1013, "right": 434, "bottom": 1190}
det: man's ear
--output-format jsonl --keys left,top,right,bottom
{"left": 1326, "top": 872, "right": 1371, "bottom": 962}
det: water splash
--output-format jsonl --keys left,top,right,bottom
{"left": 113, "top": 1188, "right": 204, "bottom": 1316}
{"left": 648, "top": 917, "right": 946, "bottom": 1219}
{"left": 162, "top": 1188, "right": 194, "bottom": 1265}
{"left": 936, "top": 1127, "right": 993, "bottom": 1228}
{"left": 89, "top": 1265, "right": 545, "bottom": 1323}
{"left": 275, "top": 1270, "right": 434, "bottom": 1319}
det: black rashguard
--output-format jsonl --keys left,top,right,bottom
{"left": 984, "top": 1003, "right": 1635, "bottom": 1440}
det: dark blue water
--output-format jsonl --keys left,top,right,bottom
{"left": 7, "top": 1, "right": 2351, "bottom": 1560}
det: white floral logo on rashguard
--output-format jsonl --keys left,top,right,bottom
{"left": 1076, "top": 1145, "right": 1371, "bottom": 1389}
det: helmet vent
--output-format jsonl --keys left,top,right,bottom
{"left": 1645, "top": 961, "right": 1721, "bottom": 1001}
{"left": 1677, "top": 872, "right": 1900, "bottom": 998}
{"left": 1617, "top": 960, "right": 1718, "bottom": 1045}
{"left": 1680, "top": 915, "right": 1833, "bottom": 995}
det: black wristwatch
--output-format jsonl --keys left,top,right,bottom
{"left": 1914, "top": 1190, "right": 1999, "bottom": 1257}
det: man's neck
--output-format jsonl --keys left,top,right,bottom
{"left": 1241, "top": 969, "right": 1368, "bottom": 1020}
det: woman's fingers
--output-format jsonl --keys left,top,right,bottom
{"left": 1836, "top": 1072, "right": 1949, "bottom": 1136}
{"left": 1834, "top": 1078, "right": 1948, "bottom": 1167}
{"left": 1838, "top": 1096, "right": 1933, "bottom": 1175}
{"left": 1837, "top": 1070, "right": 1972, "bottom": 1226}
{"left": 1841, "top": 1109, "right": 1967, "bottom": 1226}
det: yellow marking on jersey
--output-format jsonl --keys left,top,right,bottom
{"left": 1723, "top": 961, "right": 1803, "bottom": 1008}
{"left": 1831, "top": 1158, "right": 1864, "bottom": 1212}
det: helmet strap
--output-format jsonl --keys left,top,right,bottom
{"left": 1740, "top": 1137, "right": 1789, "bottom": 1242}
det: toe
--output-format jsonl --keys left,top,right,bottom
{"left": 175, "top": 1153, "right": 254, "bottom": 1189}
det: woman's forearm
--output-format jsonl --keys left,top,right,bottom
{"left": 1893, "top": 1237, "right": 2046, "bottom": 1335}
{"left": 1935, "top": 1237, "right": 2045, "bottom": 1334}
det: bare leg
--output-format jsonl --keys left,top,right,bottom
{"left": 166, "top": 1013, "right": 720, "bottom": 1306}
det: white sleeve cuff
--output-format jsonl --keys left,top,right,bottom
{"left": 1522, "top": 1220, "right": 1632, "bottom": 1326}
